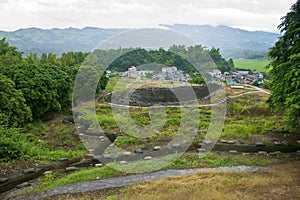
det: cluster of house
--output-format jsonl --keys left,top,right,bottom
{"left": 116, "top": 66, "right": 190, "bottom": 82}
{"left": 209, "top": 69, "right": 264, "bottom": 86}
{"left": 107, "top": 66, "right": 265, "bottom": 86}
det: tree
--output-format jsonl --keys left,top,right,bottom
{"left": 267, "top": 0, "right": 300, "bottom": 131}
{"left": 1, "top": 64, "right": 62, "bottom": 119}
{"left": 0, "top": 38, "right": 22, "bottom": 67}
{"left": 0, "top": 74, "right": 32, "bottom": 126}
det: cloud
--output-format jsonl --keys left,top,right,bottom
{"left": 0, "top": 0, "right": 297, "bottom": 31}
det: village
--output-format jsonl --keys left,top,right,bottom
{"left": 106, "top": 66, "right": 266, "bottom": 87}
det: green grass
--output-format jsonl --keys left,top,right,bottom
{"left": 234, "top": 59, "right": 270, "bottom": 72}
{"left": 33, "top": 152, "right": 283, "bottom": 193}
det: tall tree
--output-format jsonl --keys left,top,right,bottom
{"left": 0, "top": 74, "right": 32, "bottom": 126}
{"left": 267, "top": 0, "right": 300, "bottom": 131}
{"left": 0, "top": 38, "right": 22, "bottom": 67}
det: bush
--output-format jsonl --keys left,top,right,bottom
{"left": 0, "top": 126, "right": 29, "bottom": 162}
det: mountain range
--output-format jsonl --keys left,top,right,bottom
{"left": 0, "top": 24, "right": 280, "bottom": 59}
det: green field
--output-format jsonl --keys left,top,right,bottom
{"left": 234, "top": 59, "right": 270, "bottom": 72}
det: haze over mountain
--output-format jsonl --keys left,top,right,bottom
{"left": 0, "top": 24, "right": 280, "bottom": 59}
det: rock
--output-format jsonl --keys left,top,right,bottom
{"left": 16, "top": 182, "right": 30, "bottom": 189}
{"left": 43, "top": 171, "right": 53, "bottom": 175}
{"left": 258, "top": 151, "right": 268, "bottom": 155}
{"left": 99, "top": 136, "right": 105, "bottom": 139}
{"left": 274, "top": 141, "right": 282, "bottom": 145}
{"left": 255, "top": 142, "right": 265, "bottom": 147}
{"left": 120, "top": 161, "right": 128, "bottom": 164}
{"left": 134, "top": 149, "right": 143, "bottom": 154}
{"left": 66, "top": 167, "right": 79, "bottom": 172}
{"left": 281, "top": 141, "right": 289, "bottom": 145}
{"left": 103, "top": 154, "right": 111, "bottom": 159}
{"left": 0, "top": 178, "right": 8, "bottom": 183}
{"left": 100, "top": 138, "right": 105, "bottom": 142}
{"left": 23, "top": 168, "right": 35, "bottom": 174}
{"left": 227, "top": 140, "right": 235, "bottom": 144}
{"left": 203, "top": 140, "right": 213, "bottom": 145}
{"left": 109, "top": 143, "right": 115, "bottom": 147}
{"left": 197, "top": 148, "right": 207, "bottom": 153}
{"left": 220, "top": 140, "right": 228, "bottom": 143}
{"left": 95, "top": 163, "right": 103, "bottom": 167}
{"left": 144, "top": 156, "right": 152, "bottom": 160}
{"left": 59, "top": 158, "right": 69, "bottom": 162}
{"left": 123, "top": 152, "right": 131, "bottom": 156}
{"left": 153, "top": 146, "right": 161, "bottom": 151}
{"left": 242, "top": 153, "right": 251, "bottom": 156}
{"left": 269, "top": 151, "right": 282, "bottom": 156}
{"left": 229, "top": 150, "right": 238, "bottom": 154}
{"left": 171, "top": 144, "right": 181, "bottom": 148}
{"left": 89, "top": 149, "right": 94, "bottom": 153}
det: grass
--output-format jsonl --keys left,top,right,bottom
{"left": 234, "top": 59, "right": 270, "bottom": 72}
{"left": 33, "top": 152, "right": 286, "bottom": 192}
{"left": 44, "top": 160, "right": 300, "bottom": 200}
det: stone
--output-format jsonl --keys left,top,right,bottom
{"left": 197, "top": 148, "right": 207, "bottom": 153}
{"left": 23, "top": 168, "right": 35, "bottom": 174}
{"left": 103, "top": 154, "right": 111, "bottom": 159}
{"left": 66, "top": 167, "right": 79, "bottom": 172}
{"left": 122, "top": 152, "right": 131, "bottom": 156}
{"left": 144, "top": 156, "right": 152, "bottom": 160}
{"left": 120, "top": 161, "right": 128, "bottom": 164}
{"left": 59, "top": 158, "right": 69, "bottom": 162}
{"left": 274, "top": 141, "right": 282, "bottom": 145}
{"left": 99, "top": 136, "right": 105, "bottom": 139}
{"left": 171, "top": 144, "right": 181, "bottom": 148}
{"left": 242, "top": 153, "right": 251, "bottom": 156}
{"left": 153, "top": 146, "right": 161, "bottom": 151}
{"left": 0, "top": 178, "right": 8, "bottom": 183}
{"left": 220, "top": 140, "right": 228, "bottom": 143}
{"left": 43, "top": 171, "right": 53, "bottom": 175}
{"left": 229, "top": 150, "right": 238, "bottom": 154}
{"left": 281, "top": 141, "right": 289, "bottom": 145}
{"left": 109, "top": 143, "right": 115, "bottom": 147}
{"left": 95, "top": 163, "right": 103, "bottom": 167}
{"left": 203, "top": 140, "right": 213, "bottom": 145}
{"left": 255, "top": 142, "right": 265, "bottom": 147}
{"left": 258, "top": 151, "right": 268, "bottom": 155}
{"left": 100, "top": 138, "right": 105, "bottom": 142}
{"left": 227, "top": 140, "right": 235, "bottom": 144}
{"left": 16, "top": 182, "right": 30, "bottom": 189}
{"left": 134, "top": 149, "right": 143, "bottom": 154}
{"left": 269, "top": 151, "right": 282, "bottom": 156}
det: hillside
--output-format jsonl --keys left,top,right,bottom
{"left": 162, "top": 24, "right": 280, "bottom": 58}
{"left": 0, "top": 25, "right": 279, "bottom": 58}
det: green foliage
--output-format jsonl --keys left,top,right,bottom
{"left": 267, "top": 0, "right": 300, "bottom": 131}
{"left": 208, "top": 47, "right": 235, "bottom": 73}
{"left": 0, "top": 74, "right": 32, "bottom": 126}
{"left": 188, "top": 74, "right": 206, "bottom": 85}
{"left": 0, "top": 126, "right": 28, "bottom": 162}
{"left": 0, "top": 38, "right": 22, "bottom": 67}
{"left": 0, "top": 64, "right": 70, "bottom": 119}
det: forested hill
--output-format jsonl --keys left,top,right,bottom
{"left": 162, "top": 24, "right": 280, "bottom": 59}
{"left": 0, "top": 25, "right": 279, "bottom": 59}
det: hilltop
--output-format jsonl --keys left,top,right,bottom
{"left": 0, "top": 24, "right": 279, "bottom": 58}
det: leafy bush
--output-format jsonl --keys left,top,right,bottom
{"left": 0, "top": 126, "right": 29, "bottom": 162}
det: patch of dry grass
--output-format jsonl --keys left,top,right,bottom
{"left": 45, "top": 161, "right": 300, "bottom": 200}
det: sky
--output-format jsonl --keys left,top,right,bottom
{"left": 0, "top": 0, "right": 297, "bottom": 32}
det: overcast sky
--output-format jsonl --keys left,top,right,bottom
{"left": 0, "top": 0, "right": 296, "bottom": 32}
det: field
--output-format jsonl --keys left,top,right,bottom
{"left": 234, "top": 59, "right": 270, "bottom": 72}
